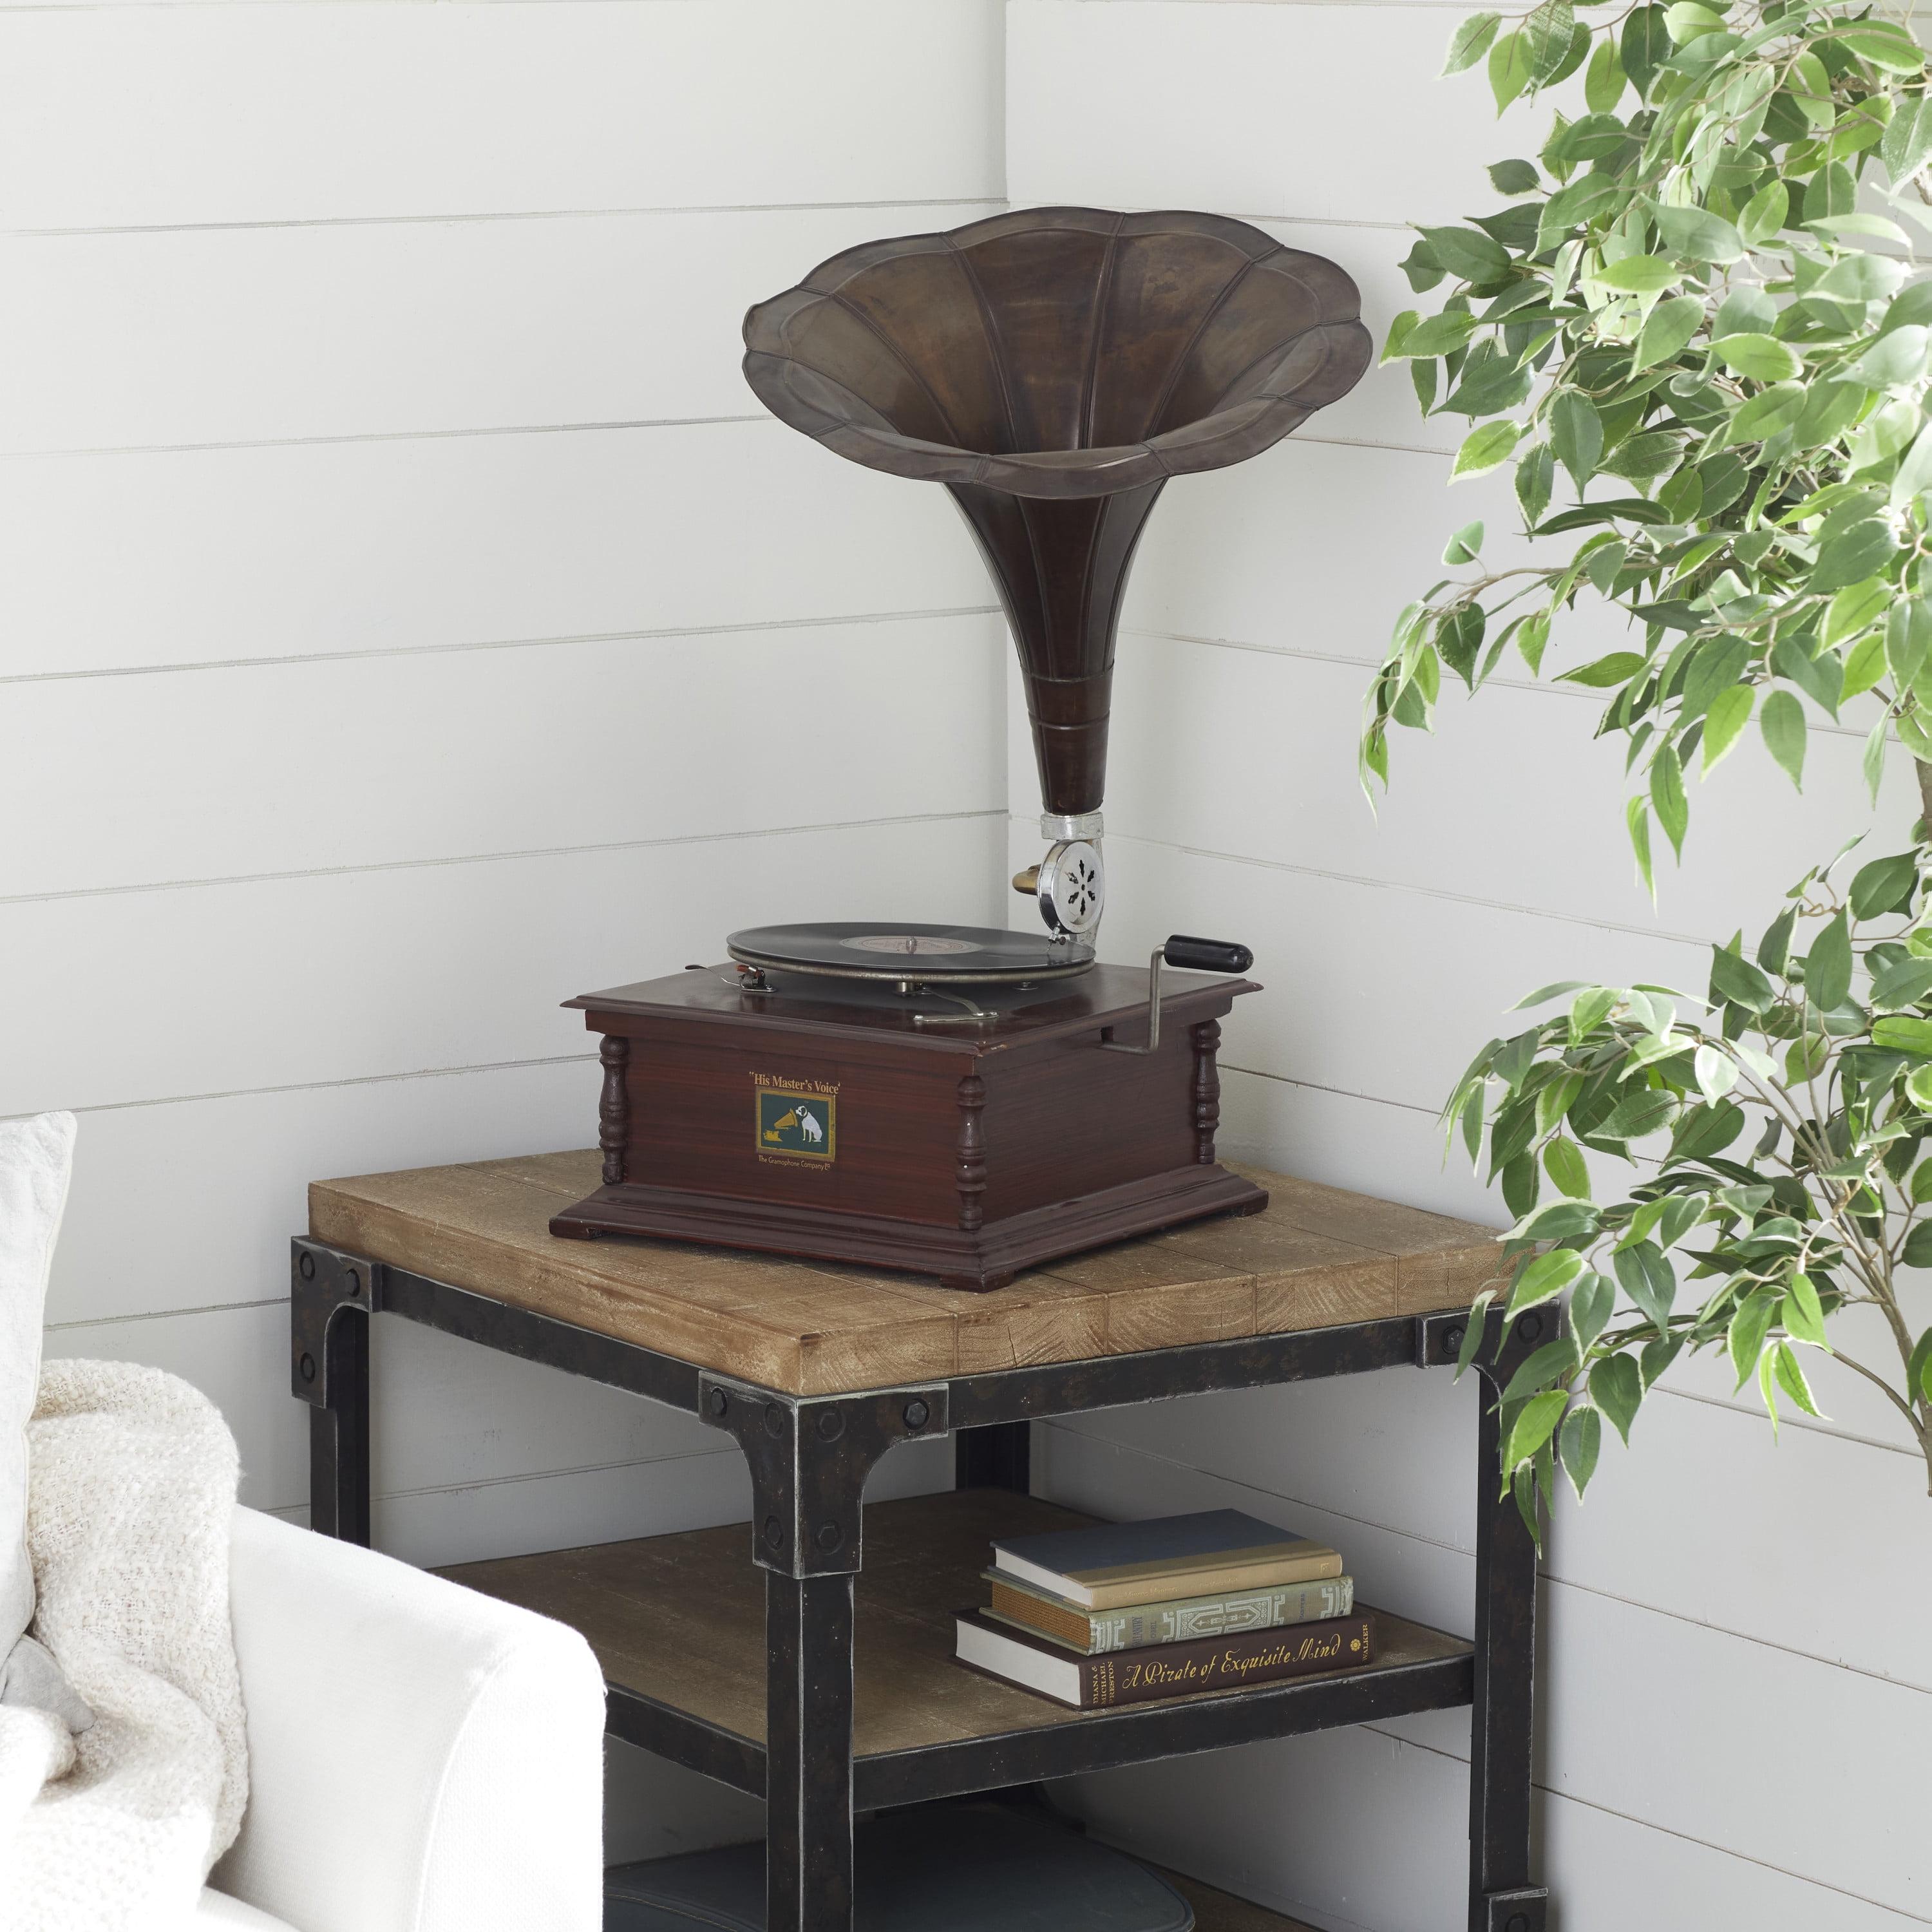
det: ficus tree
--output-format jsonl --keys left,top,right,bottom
{"left": 1360, "top": 0, "right": 1932, "bottom": 1520}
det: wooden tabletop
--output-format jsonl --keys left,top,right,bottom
{"left": 309, "top": 1148, "right": 1500, "bottom": 1396}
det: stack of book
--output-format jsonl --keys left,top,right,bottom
{"left": 954, "top": 1509, "right": 1372, "bottom": 1709}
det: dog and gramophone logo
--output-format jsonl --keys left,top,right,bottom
{"left": 752, "top": 1072, "right": 838, "bottom": 1165}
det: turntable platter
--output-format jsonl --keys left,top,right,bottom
{"left": 726, "top": 921, "right": 1095, "bottom": 984}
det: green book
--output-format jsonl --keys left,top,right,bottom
{"left": 983, "top": 1567, "right": 1357, "bottom": 1656}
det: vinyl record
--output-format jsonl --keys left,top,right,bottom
{"left": 726, "top": 921, "right": 1095, "bottom": 984}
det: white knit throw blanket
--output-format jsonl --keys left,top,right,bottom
{"left": 0, "top": 1361, "right": 247, "bottom": 1931}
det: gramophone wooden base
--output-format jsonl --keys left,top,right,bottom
{"left": 552, "top": 1162, "right": 1267, "bottom": 1294}
{"left": 548, "top": 960, "right": 1268, "bottom": 1293}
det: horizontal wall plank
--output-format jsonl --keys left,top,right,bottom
{"left": 1, "top": 613, "right": 1003, "bottom": 898}
{"left": 1067, "top": 1724, "right": 1911, "bottom": 1932}
{"left": 1054, "top": 1354, "right": 1932, "bottom": 1693}
{"left": 0, "top": 200, "right": 1000, "bottom": 454}
{"left": 1099, "top": 625, "right": 1918, "bottom": 945}
{"left": 0, "top": 812, "right": 1006, "bottom": 1115}
{"left": 1040, "top": 1423, "right": 1930, "bottom": 1916}
{"left": 1025, "top": 826, "right": 1698, "bottom": 1113}
{"left": 0, "top": 1, "right": 1003, "bottom": 229}
{"left": 1008, "top": 0, "right": 1555, "bottom": 229}
{"left": 0, "top": 420, "right": 990, "bottom": 679}
{"left": 49, "top": 1057, "right": 599, "bottom": 1326}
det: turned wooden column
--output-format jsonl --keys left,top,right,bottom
{"left": 1191, "top": 1018, "right": 1222, "bottom": 1165}
{"left": 598, "top": 1035, "right": 630, "bottom": 1186}
{"left": 954, "top": 1072, "right": 987, "bottom": 1231}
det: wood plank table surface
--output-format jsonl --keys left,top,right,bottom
{"left": 310, "top": 1149, "right": 1502, "bottom": 1395}
{"left": 444, "top": 1491, "right": 1470, "bottom": 1765}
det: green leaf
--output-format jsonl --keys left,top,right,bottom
{"left": 1443, "top": 9, "right": 1502, "bottom": 74}
{"left": 1783, "top": 1272, "right": 1831, "bottom": 1349}
{"left": 1804, "top": 911, "right": 1853, "bottom": 1010}
{"left": 1634, "top": 293, "right": 1705, "bottom": 372}
{"left": 1823, "top": 577, "right": 1891, "bottom": 651}
{"left": 1569, "top": 1270, "right": 1615, "bottom": 1350}
{"left": 1908, "top": 1328, "right": 1932, "bottom": 1407}
{"left": 1715, "top": 333, "right": 1801, "bottom": 383}
{"left": 1760, "top": 690, "right": 1806, "bottom": 790}
{"left": 1833, "top": 21, "right": 1927, "bottom": 73}
{"left": 1892, "top": 421, "right": 1932, "bottom": 509}
{"left": 1550, "top": 390, "right": 1604, "bottom": 492}
{"left": 1489, "top": 157, "right": 1540, "bottom": 196}
{"left": 1490, "top": 27, "right": 1535, "bottom": 111}
{"left": 1810, "top": 519, "right": 1899, "bottom": 596}
{"left": 1888, "top": 597, "right": 1932, "bottom": 691}
{"left": 1558, "top": 1403, "right": 1602, "bottom": 1499}
{"left": 1772, "top": 1342, "right": 1823, "bottom": 1418}
{"left": 1693, "top": 1041, "right": 1738, "bottom": 1099}
{"left": 1700, "top": 684, "right": 1753, "bottom": 774}
{"left": 1727, "top": 1287, "right": 1779, "bottom": 1390}
{"left": 1453, "top": 420, "right": 1522, "bottom": 480}
{"left": 1517, "top": 0, "right": 1573, "bottom": 77}
{"left": 1852, "top": 327, "right": 1929, "bottom": 391}
{"left": 1651, "top": 204, "right": 1743, "bottom": 265}
{"left": 1758, "top": 905, "right": 1795, "bottom": 976}
{"left": 1589, "top": 1352, "right": 1642, "bottom": 1444}
{"left": 1882, "top": 96, "right": 1932, "bottom": 184}
{"left": 1663, "top": 0, "right": 1724, "bottom": 41}
{"left": 1559, "top": 651, "right": 1646, "bottom": 688}
{"left": 1394, "top": 309, "right": 1482, "bottom": 357}
{"left": 1443, "top": 520, "right": 1486, "bottom": 565}
{"left": 1501, "top": 1336, "right": 1582, "bottom": 1406}
{"left": 1502, "top": 1390, "right": 1569, "bottom": 1473}
{"left": 1649, "top": 743, "right": 1688, "bottom": 860}
{"left": 1598, "top": 1087, "right": 1677, "bottom": 1141}
{"left": 1850, "top": 852, "right": 1918, "bottom": 920}
{"left": 1874, "top": 1014, "right": 1932, "bottom": 1053}
{"left": 1627, "top": 794, "right": 1654, "bottom": 895}
{"left": 1709, "top": 943, "right": 1774, "bottom": 1012}
{"left": 1613, "top": 1239, "right": 1677, "bottom": 1335}
{"left": 1848, "top": 399, "right": 1922, "bottom": 478}
{"left": 1420, "top": 225, "right": 1512, "bottom": 285}
{"left": 1815, "top": 254, "right": 1907, "bottom": 304}
{"left": 1584, "top": 37, "right": 1625, "bottom": 113}
{"left": 1870, "top": 956, "right": 1932, "bottom": 1009}
{"left": 1596, "top": 254, "right": 1680, "bottom": 294}
{"left": 1570, "top": 986, "right": 1616, "bottom": 1041}
{"left": 1543, "top": 1135, "right": 1591, "bottom": 1198}
{"left": 1729, "top": 381, "right": 1806, "bottom": 444}
{"left": 1738, "top": 178, "right": 1788, "bottom": 245}
{"left": 1508, "top": 1246, "right": 1584, "bottom": 1319}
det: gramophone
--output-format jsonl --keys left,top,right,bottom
{"left": 552, "top": 209, "right": 1369, "bottom": 1290}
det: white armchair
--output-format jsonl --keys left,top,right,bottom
{"left": 196, "top": 1508, "right": 606, "bottom": 1932}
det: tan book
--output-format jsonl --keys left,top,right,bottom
{"left": 985, "top": 1568, "right": 1357, "bottom": 1654}
{"left": 990, "top": 1509, "right": 1342, "bottom": 1611}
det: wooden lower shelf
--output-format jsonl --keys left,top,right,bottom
{"left": 1160, "top": 1868, "right": 1316, "bottom": 1932}
{"left": 444, "top": 1489, "right": 1472, "bottom": 1807}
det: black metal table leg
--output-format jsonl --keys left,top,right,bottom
{"left": 699, "top": 1370, "right": 951, "bottom": 1932}
{"left": 1467, "top": 1308, "right": 1551, "bottom": 1932}
{"left": 291, "top": 1239, "right": 376, "bottom": 1547}
{"left": 954, "top": 1419, "right": 1030, "bottom": 1492}
{"left": 767, "top": 1571, "right": 858, "bottom": 1932}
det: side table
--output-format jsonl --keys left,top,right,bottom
{"left": 290, "top": 1150, "right": 1550, "bottom": 1932}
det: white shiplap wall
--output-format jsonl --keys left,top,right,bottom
{"left": 1007, "top": 5, "right": 1927, "bottom": 1930}
{"left": 1, "top": 0, "right": 1006, "bottom": 1857}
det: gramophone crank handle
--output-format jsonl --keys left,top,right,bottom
{"left": 1098, "top": 936, "right": 1254, "bottom": 1056}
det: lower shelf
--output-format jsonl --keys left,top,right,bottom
{"left": 1159, "top": 1868, "right": 1316, "bottom": 1932}
{"left": 444, "top": 1488, "right": 1472, "bottom": 1808}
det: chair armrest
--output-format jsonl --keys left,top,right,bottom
{"left": 211, "top": 1508, "right": 604, "bottom": 1932}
